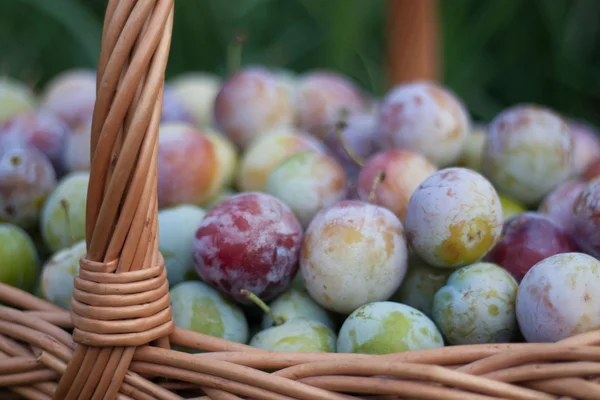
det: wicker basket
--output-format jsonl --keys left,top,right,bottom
{"left": 2, "top": 1, "right": 600, "bottom": 399}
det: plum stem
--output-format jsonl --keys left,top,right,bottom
{"left": 240, "top": 289, "right": 286, "bottom": 326}
{"left": 368, "top": 170, "right": 386, "bottom": 203}
{"left": 60, "top": 199, "right": 75, "bottom": 245}
{"left": 227, "top": 33, "right": 247, "bottom": 76}
{"left": 335, "top": 108, "right": 365, "bottom": 168}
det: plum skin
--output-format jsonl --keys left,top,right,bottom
{"left": 572, "top": 179, "right": 600, "bottom": 258}
{"left": 356, "top": 149, "right": 438, "bottom": 224}
{"left": 481, "top": 105, "right": 573, "bottom": 205}
{"left": 538, "top": 179, "right": 586, "bottom": 234}
{"left": 193, "top": 192, "right": 303, "bottom": 304}
{"left": 516, "top": 252, "right": 600, "bottom": 343}
{"left": 486, "top": 212, "right": 578, "bottom": 283}
{"left": 405, "top": 167, "right": 503, "bottom": 268}
{"left": 0, "top": 111, "right": 70, "bottom": 176}
{"left": 377, "top": 81, "right": 470, "bottom": 168}
{"left": 300, "top": 200, "right": 408, "bottom": 315}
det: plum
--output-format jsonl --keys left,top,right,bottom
{"left": 169, "top": 73, "right": 221, "bottom": 128}
{"left": 356, "top": 149, "right": 438, "bottom": 224}
{"left": 170, "top": 280, "right": 249, "bottom": 347}
{"left": 583, "top": 158, "right": 600, "bottom": 181}
{"left": 486, "top": 212, "right": 578, "bottom": 283}
{"left": 568, "top": 120, "right": 600, "bottom": 177}
{"left": 39, "top": 239, "right": 86, "bottom": 310}
{"left": 0, "top": 223, "right": 39, "bottom": 291}
{"left": 193, "top": 193, "right": 303, "bottom": 304}
{"left": 157, "top": 123, "right": 226, "bottom": 209}
{"left": 161, "top": 84, "right": 195, "bottom": 124}
{"left": 62, "top": 119, "right": 92, "bottom": 173}
{"left": 391, "top": 252, "right": 455, "bottom": 318}
{"left": 0, "top": 146, "right": 57, "bottom": 229}
{"left": 293, "top": 71, "right": 366, "bottom": 138}
{"left": 499, "top": 195, "right": 526, "bottom": 221}
{"left": 0, "top": 110, "right": 70, "bottom": 175}
{"left": 213, "top": 67, "right": 294, "bottom": 149}
{"left": 203, "top": 128, "right": 238, "bottom": 191}
{"left": 539, "top": 180, "right": 586, "bottom": 234}
{"left": 39, "top": 69, "right": 96, "bottom": 129}
{"left": 455, "top": 123, "right": 487, "bottom": 172}
{"left": 272, "top": 68, "right": 299, "bottom": 101}
{"left": 300, "top": 200, "right": 408, "bottom": 314}
{"left": 249, "top": 318, "right": 336, "bottom": 352}
{"left": 481, "top": 105, "right": 573, "bottom": 205}
{"left": 337, "top": 301, "right": 443, "bottom": 354}
{"left": 516, "top": 252, "right": 600, "bottom": 342}
{"left": 0, "top": 77, "right": 36, "bottom": 124}
{"left": 236, "top": 127, "right": 326, "bottom": 192}
{"left": 405, "top": 167, "right": 503, "bottom": 268}
{"left": 572, "top": 179, "right": 600, "bottom": 257}
{"left": 40, "top": 171, "right": 89, "bottom": 253}
{"left": 158, "top": 204, "right": 207, "bottom": 286}
{"left": 266, "top": 151, "right": 347, "bottom": 228}
{"left": 290, "top": 270, "right": 306, "bottom": 292}
{"left": 261, "top": 288, "right": 335, "bottom": 330}
{"left": 377, "top": 81, "right": 470, "bottom": 167}
{"left": 432, "top": 262, "right": 518, "bottom": 345}
{"left": 322, "top": 111, "right": 379, "bottom": 182}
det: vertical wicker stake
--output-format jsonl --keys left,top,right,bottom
{"left": 386, "top": 0, "right": 440, "bottom": 87}
{"left": 53, "top": 1, "right": 175, "bottom": 399}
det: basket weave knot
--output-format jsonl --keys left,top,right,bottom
{"left": 70, "top": 255, "right": 174, "bottom": 347}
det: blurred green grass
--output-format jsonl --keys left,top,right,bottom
{"left": 1, "top": 0, "right": 599, "bottom": 126}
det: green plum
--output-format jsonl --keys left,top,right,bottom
{"left": 170, "top": 281, "right": 249, "bottom": 349}
{"left": 158, "top": 204, "right": 206, "bottom": 286}
{"left": 266, "top": 151, "right": 347, "bottom": 228}
{"left": 337, "top": 301, "right": 444, "bottom": 354}
{"left": 289, "top": 270, "right": 306, "bottom": 291}
{"left": 40, "top": 171, "right": 89, "bottom": 253}
{"left": 391, "top": 253, "right": 455, "bottom": 318}
{"left": 499, "top": 195, "right": 526, "bottom": 221}
{"left": 250, "top": 318, "right": 336, "bottom": 352}
{"left": 261, "top": 288, "right": 335, "bottom": 330}
{"left": 0, "top": 77, "right": 36, "bottom": 124}
{"left": 432, "top": 262, "right": 518, "bottom": 345}
{"left": 40, "top": 239, "right": 86, "bottom": 310}
{"left": 0, "top": 223, "right": 39, "bottom": 291}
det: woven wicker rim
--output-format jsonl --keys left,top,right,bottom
{"left": 2, "top": 1, "right": 600, "bottom": 399}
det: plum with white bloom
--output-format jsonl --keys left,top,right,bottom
{"left": 481, "top": 105, "right": 573, "bottom": 205}
{"left": 405, "top": 167, "right": 503, "bottom": 268}
{"left": 516, "top": 252, "right": 600, "bottom": 343}
{"left": 378, "top": 81, "right": 470, "bottom": 167}
{"left": 300, "top": 200, "right": 408, "bottom": 314}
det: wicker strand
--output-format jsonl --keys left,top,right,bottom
{"left": 5, "top": 295, "right": 600, "bottom": 398}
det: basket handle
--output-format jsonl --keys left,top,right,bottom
{"left": 54, "top": 1, "right": 175, "bottom": 399}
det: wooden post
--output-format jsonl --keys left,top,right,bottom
{"left": 386, "top": 0, "right": 440, "bottom": 88}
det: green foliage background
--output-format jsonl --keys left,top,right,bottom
{"left": 2, "top": 0, "right": 600, "bottom": 126}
